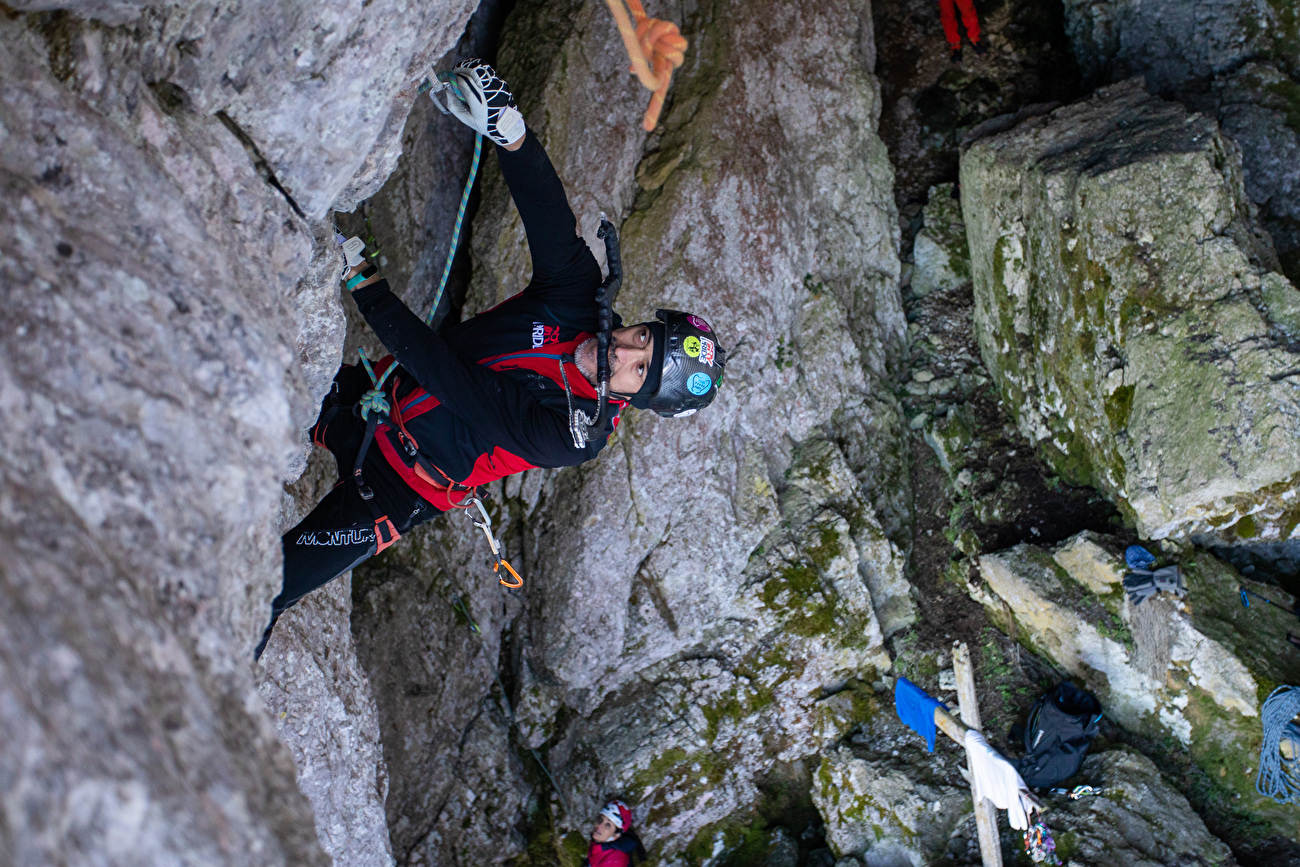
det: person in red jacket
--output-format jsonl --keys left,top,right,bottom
{"left": 584, "top": 801, "right": 645, "bottom": 867}
{"left": 939, "top": 0, "right": 986, "bottom": 62}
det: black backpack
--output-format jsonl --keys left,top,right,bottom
{"left": 1012, "top": 681, "right": 1103, "bottom": 788}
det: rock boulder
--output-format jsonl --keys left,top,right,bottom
{"left": 961, "top": 80, "right": 1300, "bottom": 543}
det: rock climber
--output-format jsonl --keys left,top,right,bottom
{"left": 254, "top": 59, "right": 727, "bottom": 659}
{"left": 584, "top": 801, "right": 646, "bottom": 867}
{"left": 939, "top": 0, "right": 986, "bottom": 62}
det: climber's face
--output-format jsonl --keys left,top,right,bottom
{"left": 576, "top": 324, "right": 655, "bottom": 394}
{"left": 592, "top": 815, "right": 621, "bottom": 843}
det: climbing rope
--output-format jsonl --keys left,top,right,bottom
{"left": 451, "top": 593, "right": 569, "bottom": 813}
{"left": 357, "top": 348, "right": 398, "bottom": 420}
{"left": 1257, "top": 685, "right": 1300, "bottom": 803}
{"left": 425, "top": 132, "right": 483, "bottom": 326}
{"left": 604, "top": 0, "right": 687, "bottom": 130}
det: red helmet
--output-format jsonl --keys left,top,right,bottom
{"left": 599, "top": 800, "right": 633, "bottom": 831}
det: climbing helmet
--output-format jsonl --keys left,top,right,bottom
{"left": 599, "top": 800, "right": 633, "bottom": 831}
{"left": 633, "top": 309, "right": 726, "bottom": 418}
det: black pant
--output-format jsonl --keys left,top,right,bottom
{"left": 255, "top": 367, "right": 430, "bottom": 659}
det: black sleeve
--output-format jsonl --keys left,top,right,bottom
{"left": 353, "top": 280, "right": 602, "bottom": 468}
{"left": 496, "top": 132, "right": 603, "bottom": 304}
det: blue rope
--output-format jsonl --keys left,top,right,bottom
{"left": 425, "top": 132, "right": 483, "bottom": 326}
{"left": 1256, "top": 685, "right": 1300, "bottom": 803}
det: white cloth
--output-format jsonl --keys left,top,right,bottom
{"left": 964, "top": 730, "right": 1035, "bottom": 830}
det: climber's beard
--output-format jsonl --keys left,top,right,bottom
{"left": 574, "top": 336, "right": 610, "bottom": 386}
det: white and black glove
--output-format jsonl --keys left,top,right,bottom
{"left": 442, "top": 59, "right": 526, "bottom": 147}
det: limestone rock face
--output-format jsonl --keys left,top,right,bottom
{"left": 910, "top": 183, "right": 971, "bottom": 298}
{"left": 1042, "top": 749, "right": 1238, "bottom": 866}
{"left": 475, "top": 0, "right": 907, "bottom": 701}
{"left": 969, "top": 531, "right": 1300, "bottom": 838}
{"left": 546, "top": 439, "right": 895, "bottom": 853}
{"left": 961, "top": 80, "right": 1300, "bottom": 543}
{"left": 10, "top": 0, "right": 481, "bottom": 217}
{"left": 257, "top": 450, "right": 395, "bottom": 867}
{"left": 1212, "top": 62, "right": 1300, "bottom": 283}
{"left": 352, "top": 0, "right": 912, "bottom": 857}
{"left": 350, "top": 504, "right": 532, "bottom": 867}
{"left": 813, "top": 740, "right": 971, "bottom": 865}
{"left": 1, "top": 0, "right": 480, "bottom": 860}
{"left": 1060, "top": 0, "right": 1289, "bottom": 93}
{"left": 258, "top": 575, "right": 394, "bottom": 867}
{"left": 1060, "top": 0, "right": 1300, "bottom": 284}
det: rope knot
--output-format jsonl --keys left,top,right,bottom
{"left": 606, "top": 0, "right": 688, "bottom": 130}
{"left": 358, "top": 388, "right": 390, "bottom": 421}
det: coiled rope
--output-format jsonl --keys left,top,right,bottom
{"left": 1256, "top": 685, "right": 1300, "bottom": 804}
{"left": 425, "top": 132, "right": 483, "bottom": 326}
{"left": 604, "top": 0, "right": 687, "bottom": 130}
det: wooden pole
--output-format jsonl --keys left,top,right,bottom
{"left": 954, "top": 640, "right": 1004, "bottom": 867}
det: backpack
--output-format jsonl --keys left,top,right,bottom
{"left": 1012, "top": 681, "right": 1103, "bottom": 788}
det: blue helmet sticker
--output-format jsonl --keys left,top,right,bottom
{"left": 687, "top": 372, "right": 712, "bottom": 396}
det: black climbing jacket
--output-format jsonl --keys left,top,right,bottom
{"left": 344, "top": 131, "right": 627, "bottom": 509}
{"left": 1013, "top": 681, "right": 1104, "bottom": 788}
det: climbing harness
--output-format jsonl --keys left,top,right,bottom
{"left": 467, "top": 496, "right": 523, "bottom": 588}
{"left": 450, "top": 593, "right": 569, "bottom": 813}
{"left": 1257, "top": 685, "right": 1300, "bottom": 804}
{"left": 604, "top": 0, "right": 688, "bottom": 130}
{"left": 352, "top": 348, "right": 400, "bottom": 500}
{"left": 418, "top": 72, "right": 484, "bottom": 326}
{"left": 1023, "top": 816, "right": 1062, "bottom": 865}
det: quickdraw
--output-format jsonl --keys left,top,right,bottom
{"left": 1048, "top": 784, "right": 1103, "bottom": 800}
{"left": 468, "top": 496, "right": 524, "bottom": 588}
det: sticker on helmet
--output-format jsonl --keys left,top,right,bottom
{"left": 699, "top": 337, "right": 715, "bottom": 365}
{"left": 687, "top": 314, "right": 712, "bottom": 333}
{"left": 687, "top": 372, "right": 712, "bottom": 395}
{"left": 683, "top": 336, "right": 702, "bottom": 357}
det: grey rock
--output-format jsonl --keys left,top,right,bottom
{"left": 1061, "top": 0, "right": 1288, "bottom": 93}
{"left": 350, "top": 500, "right": 532, "bottom": 867}
{"left": 812, "top": 729, "right": 971, "bottom": 864}
{"left": 961, "top": 79, "right": 1300, "bottom": 542}
{"left": 544, "top": 441, "right": 893, "bottom": 852}
{"left": 911, "top": 183, "right": 971, "bottom": 297}
{"left": 1060, "top": 0, "right": 1300, "bottom": 287}
{"left": 1213, "top": 63, "right": 1300, "bottom": 283}
{"left": 2, "top": 18, "right": 327, "bottom": 867}
{"left": 344, "top": 0, "right": 912, "bottom": 855}
{"left": 2, "top": 0, "right": 486, "bottom": 858}
{"left": 258, "top": 574, "right": 394, "bottom": 867}
{"left": 1042, "top": 749, "right": 1238, "bottom": 866}
{"left": 257, "top": 450, "right": 394, "bottom": 867}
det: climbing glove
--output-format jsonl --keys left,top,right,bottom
{"left": 1122, "top": 566, "right": 1185, "bottom": 606}
{"left": 442, "top": 59, "right": 527, "bottom": 147}
{"left": 1122, "top": 571, "right": 1158, "bottom": 606}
